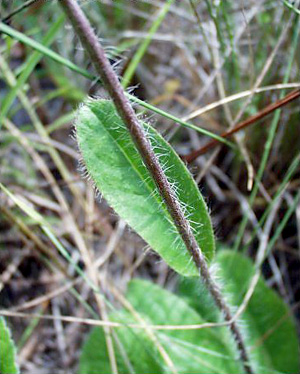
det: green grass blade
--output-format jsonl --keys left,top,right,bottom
{"left": 76, "top": 99, "right": 215, "bottom": 276}
{"left": 122, "top": 0, "right": 174, "bottom": 88}
{"left": 0, "top": 318, "right": 19, "bottom": 374}
{"left": 242, "top": 153, "right": 300, "bottom": 252}
{"left": 266, "top": 189, "right": 300, "bottom": 256}
{"left": 0, "top": 21, "right": 92, "bottom": 79}
{"left": 234, "top": 17, "right": 300, "bottom": 251}
{"left": 0, "top": 183, "right": 99, "bottom": 293}
{"left": 0, "top": 21, "right": 233, "bottom": 146}
{"left": 0, "top": 16, "right": 64, "bottom": 128}
{"left": 282, "top": 0, "right": 300, "bottom": 15}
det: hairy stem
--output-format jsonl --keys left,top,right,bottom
{"left": 60, "top": 1, "right": 254, "bottom": 373}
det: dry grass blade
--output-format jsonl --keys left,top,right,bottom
{"left": 183, "top": 89, "right": 300, "bottom": 162}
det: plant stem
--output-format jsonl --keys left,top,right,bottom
{"left": 1, "top": 0, "right": 39, "bottom": 23}
{"left": 59, "top": 1, "right": 254, "bottom": 373}
{"left": 0, "top": 20, "right": 233, "bottom": 145}
{"left": 183, "top": 88, "right": 300, "bottom": 162}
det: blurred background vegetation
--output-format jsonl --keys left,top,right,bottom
{"left": 0, "top": 0, "right": 299, "bottom": 372}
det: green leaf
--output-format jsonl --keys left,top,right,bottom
{"left": 79, "top": 310, "right": 164, "bottom": 374}
{"left": 126, "top": 279, "right": 243, "bottom": 374}
{"left": 75, "top": 99, "right": 215, "bottom": 276}
{"left": 178, "top": 250, "right": 300, "bottom": 374}
{"left": 79, "top": 252, "right": 300, "bottom": 374}
{"left": 216, "top": 250, "right": 300, "bottom": 374}
{"left": 79, "top": 280, "right": 242, "bottom": 374}
{"left": 0, "top": 317, "right": 19, "bottom": 374}
{"left": 177, "top": 274, "right": 219, "bottom": 323}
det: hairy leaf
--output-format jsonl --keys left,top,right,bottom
{"left": 79, "top": 280, "right": 242, "bottom": 374}
{"left": 125, "top": 279, "right": 242, "bottom": 374}
{"left": 0, "top": 317, "right": 19, "bottom": 374}
{"left": 79, "top": 311, "right": 163, "bottom": 374}
{"left": 178, "top": 250, "right": 300, "bottom": 374}
{"left": 76, "top": 99, "right": 215, "bottom": 276}
{"left": 217, "top": 250, "right": 300, "bottom": 374}
{"left": 79, "top": 251, "right": 299, "bottom": 374}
